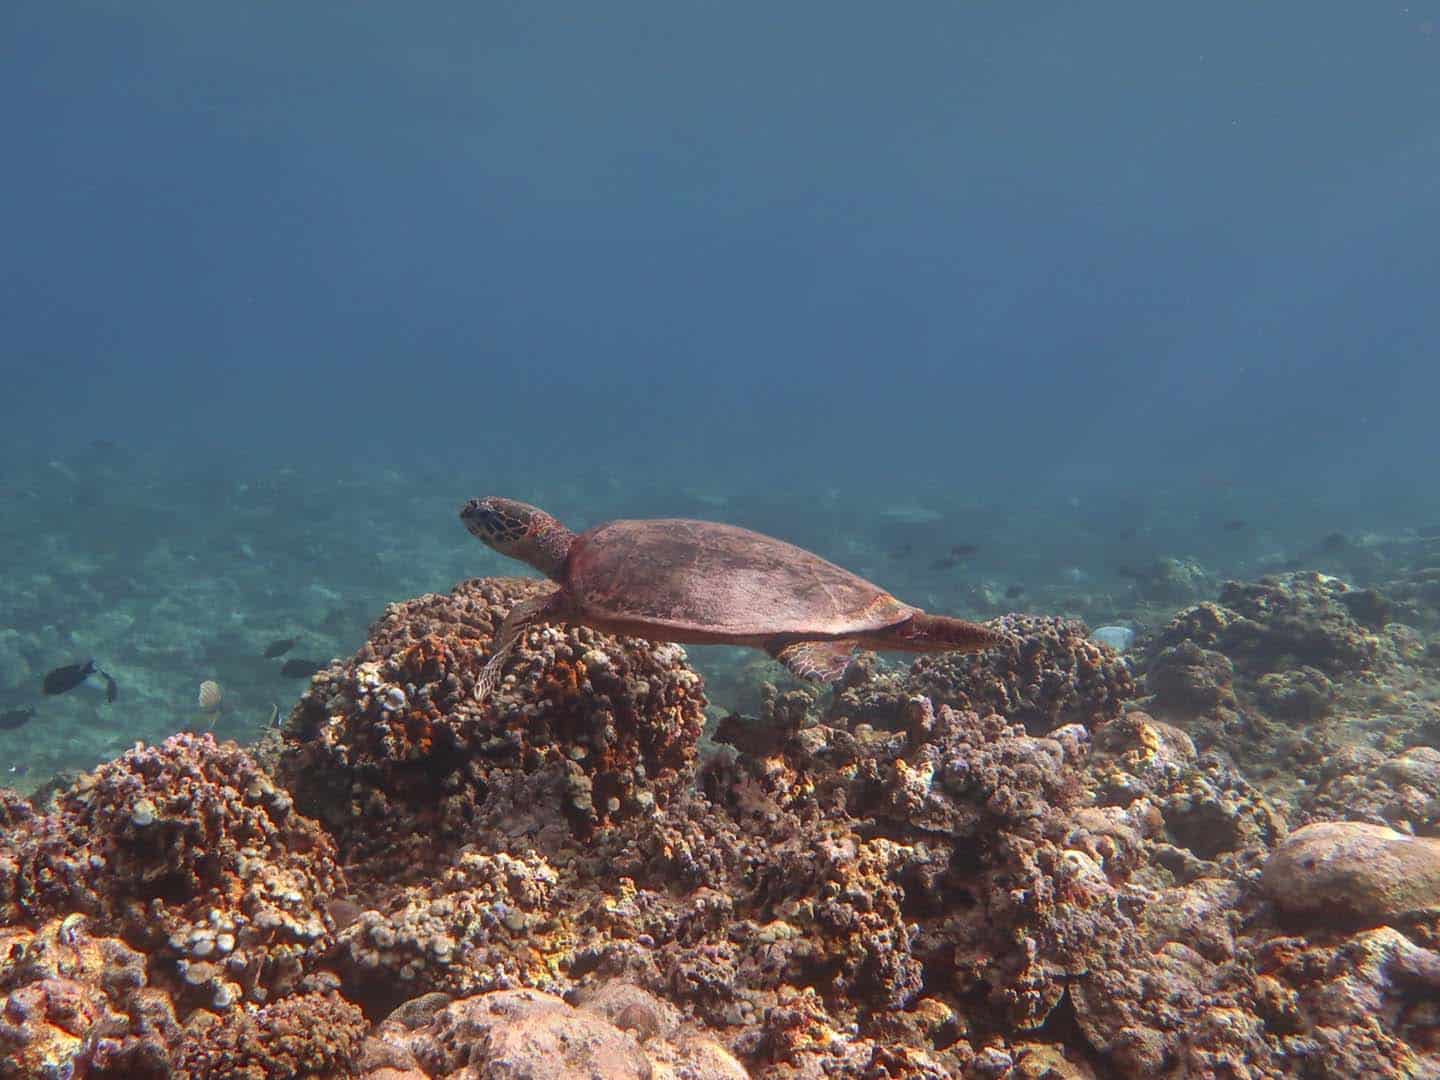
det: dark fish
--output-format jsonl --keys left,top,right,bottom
{"left": 0, "top": 708, "right": 34, "bottom": 731}
{"left": 887, "top": 544, "right": 913, "bottom": 559}
{"left": 7, "top": 764, "right": 28, "bottom": 777}
{"left": 42, "top": 659, "right": 117, "bottom": 702}
{"left": 43, "top": 660, "right": 96, "bottom": 696}
{"left": 1004, "top": 585, "right": 1025, "bottom": 599}
{"left": 1117, "top": 527, "right": 1139, "bottom": 541}
{"left": 279, "top": 658, "right": 325, "bottom": 678}
{"left": 949, "top": 543, "right": 980, "bottom": 558}
{"left": 1282, "top": 558, "right": 1305, "bottom": 569}
{"left": 1117, "top": 564, "right": 1150, "bottom": 582}
{"left": 1222, "top": 519, "right": 1249, "bottom": 532}
{"left": 1419, "top": 525, "right": 1440, "bottom": 540}
{"left": 263, "top": 637, "right": 298, "bottom": 659}
{"left": 930, "top": 557, "right": 960, "bottom": 571}
{"left": 1320, "top": 532, "right": 1348, "bottom": 552}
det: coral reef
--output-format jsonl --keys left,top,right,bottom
{"left": 2, "top": 732, "right": 344, "bottom": 1016}
{"left": 3, "top": 569, "right": 1440, "bottom": 1077}
{"left": 173, "top": 991, "right": 367, "bottom": 1080}
{"left": 1156, "top": 573, "right": 1391, "bottom": 679}
{"left": 280, "top": 577, "right": 707, "bottom": 873}
{"left": 848, "top": 613, "right": 1136, "bottom": 735}
{"left": 0, "top": 917, "right": 176, "bottom": 1080}
{"left": 1137, "top": 571, "right": 1434, "bottom": 785}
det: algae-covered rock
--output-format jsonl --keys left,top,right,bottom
{"left": 1262, "top": 821, "right": 1440, "bottom": 923}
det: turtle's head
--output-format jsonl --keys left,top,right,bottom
{"left": 460, "top": 496, "right": 574, "bottom": 581}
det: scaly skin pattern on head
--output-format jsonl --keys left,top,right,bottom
{"left": 459, "top": 497, "right": 576, "bottom": 582}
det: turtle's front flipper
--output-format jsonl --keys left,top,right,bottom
{"left": 475, "top": 591, "right": 561, "bottom": 703}
{"left": 771, "top": 640, "right": 857, "bottom": 683}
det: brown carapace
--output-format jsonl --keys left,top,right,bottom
{"left": 460, "top": 496, "right": 1009, "bottom": 702}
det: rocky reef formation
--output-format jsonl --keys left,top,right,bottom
{"left": 1138, "top": 571, "right": 1438, "bottom": 784}
{"left": 280, "top": 577, "right": 707, "bottom": 874}
{"left": 838, "top": 613, "right": 1136, "bottom": 736}
{"left": 2, "top": 570, "right": 1439, "bottom": 1077}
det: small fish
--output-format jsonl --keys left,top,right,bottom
{"left": 1117, "top": 564, "right": 1149, "bottom": 581}
{"left": 949, "top": 543, "right": 980, "bottom": 558}
{"left": 263, "top": 637, "right": 298, "bottom": 659}
{"left": 43, "top": 659, "right": 118, "bottom": 702}
{"left": 7, "top": 763, "right": 29, "bottom": 777}
{"left": 1117, "top": 527, "right": 1139, "bottom": 541}
{"left": 1004, "top": 585, "right": 1025, "bottom": 599}
{"left": 1419, "top": 525, "right": 1440, "bottom": 540}
{"left": 887, "top": 544, "right": 913, "bottom": 559}
{"left": 0, "top": 708, "right": 34, "bottom": 731}
{"left": 1282, "top": 558, "right": 1305, "bottom": 570}
{"left": 1222, "top": 519, "right": 1249, "bottom": 532}
{"left": 267, "top": 703, "right": 282, "bottom": 728}
{"left": 930, "top": 557, "right": 960, "bottom": 572}
{"left": 279, "top": 658, "right": 325, "bottom": 678}
{"left": 43, "top": 660, "right": 97, "bottom": 696}
{"left": 1320, "top": 531, "right": 1348, "bottom": 552}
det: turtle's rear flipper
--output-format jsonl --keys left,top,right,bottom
{"left": 886, "top": 613, "right": 1008, "bottom": 653}
{"left": 771, "top": 640, "right": 857, "bottom": 683}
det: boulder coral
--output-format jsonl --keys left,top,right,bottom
{"left": 854, "top": 613, "right": 1136, "bottom": 735}
{"left": 280, "top": 577, "right": 707, "bottom": 874}
{"left": 1262, "top": 821, "right": 1440, "bottom": 925}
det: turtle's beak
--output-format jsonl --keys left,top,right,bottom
{"left": 459, "top": 499, "right": 494, "bottom": 541}
{"left": 460, "top": 496, "right": 522, "bottom": 548}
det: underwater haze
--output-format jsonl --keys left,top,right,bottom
{"left": 12, "top": 6, "right": 1440, "bottom": 1077}
{"left": 2, "top": 3, "right": 1439, "bottom": 764}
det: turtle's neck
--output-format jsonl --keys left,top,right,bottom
{"left": 529, "top": 516, "right": 576, "bottom": 582}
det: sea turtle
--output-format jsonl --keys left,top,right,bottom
{"left": 460, "top": 496, "right": 1009, "bottom": 702}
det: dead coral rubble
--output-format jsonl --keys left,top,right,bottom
{"left": 1140, "top": 571, "right": 1421, "bottom": 779}
{"left": 1299, "top": 745, "right": 1440, "bottom": 834}
{"left": 1156, "top": 573, "right": 1391, "bottom": 679}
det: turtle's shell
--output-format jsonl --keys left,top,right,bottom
{"left": 564, "top": 519, "right": 915, "bottom": 638}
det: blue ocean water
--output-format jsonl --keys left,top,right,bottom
{"left": 2, "top": 3, "right": 1438, "bottom": 779}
